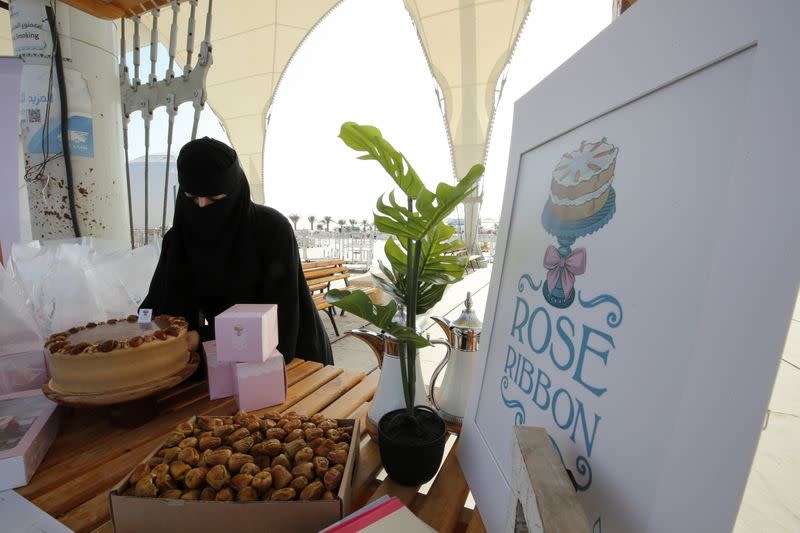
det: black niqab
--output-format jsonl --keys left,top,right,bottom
{"left": 141, "top": 137, "right": 333, "bottom": 365}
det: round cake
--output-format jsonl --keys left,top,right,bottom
{"left": 547, "top": 138, "right": 618, "bottom": 221}
{"left": 44, "top": 315, "right": 190, "bottom": 394}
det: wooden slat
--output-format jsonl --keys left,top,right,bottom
{"left": 19, "top": 400, "right": 217, "bottom": 500}
{"left": 253, "top": 366, "right": 343, "bottom": 416}
{"left": 415, "top": 440, "right": 470, "bottom": 532}
{"left": 302, "top": 259, "right": 344, "bottom": 270}
{"left": 510, "top": 426, "right": 589, "bottom": 532}
{"left": 369, "top": 478, "right": 419, "bottom": 507}
{"left": 59, "top": 0, "right": 126, "bottom": 19}
{"left": 320, "top": 372, "right": 379, "bottom": 419}
{"left": 90, "top": 522, "right": 114, "bottom": 533}
{"left": 156, "top": 380, "right": 208, "bottom": 407}
{"left": 314, "top": 294, "right": 333, "bottom": 311}
{"left": 308, "top": 272, "right": 351, "bottom": 291}
{"left": 351, "top": 403, "right": 370, "bottom": 438}
{"left": 304, "top": 266, "right": 349, "bottom": 280}
{"left": 352, "top": 437, "right": 383, "bottom": 504}
{"left": 155, "top": 385, "right": 214, "bottom": 416}
{"left": 37, "top": 420, "right": 125, "bottom": 471}
{"left": 287, "top": 361, "right": 324, "bottom": 386}
{"left": 286, "top": 370, "right": 365, "bottom": 416}
{"left": 59, "top": 491, "right": 110, "bottom": 533}
{"left": 465, "top": 508, "right": 488, "bottom": 533}
{"left": 32, "top": 431, "right": 169, "bottom": 516}
{"left": 286, "top": 358, "right": 305, "bottom": 371}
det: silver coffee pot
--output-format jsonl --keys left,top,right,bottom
{"left": 428, "top": 292, "right": 482, "bottom": 425}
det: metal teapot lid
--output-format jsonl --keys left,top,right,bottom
{"left": 451, "top": 292, "right": 482, "bottom": 332}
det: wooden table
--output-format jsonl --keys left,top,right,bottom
{"left": 17, "top": 359, "right": 487, "bottom": 533}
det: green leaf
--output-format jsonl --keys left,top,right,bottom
{"left": 384, "top": 226, "right": 468, "bottom": 286}
{"left": 324, "top": 289, "right": 430, "bottom": 347}
{"left": 416, "top": 223, "right": 469, "bottom": 285}
{"left": 371, "top": 270, "right": 404, "bottom": 302}
{"left": 414, "top": 164, "right": 484, "bottom": 238}
{"left": 384, "top": 237, "right": 407, "bottom": 273}
{"left": 339, "top": 122, "right": 427, "bottom": 199}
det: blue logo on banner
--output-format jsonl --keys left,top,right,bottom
{"left": 28, "top": 115, "right": 94, "bottom": 157}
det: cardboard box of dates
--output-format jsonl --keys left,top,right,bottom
{"left": 109, "top": 410, "right": 360, "bottom": 533}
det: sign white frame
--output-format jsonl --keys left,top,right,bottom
{"left": 458, "top": 0, "right": 800, "bottom": 531}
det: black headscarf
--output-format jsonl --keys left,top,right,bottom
{"left": 141, "top": 137, "right": 333, "bottom": 365}
{"left": 175, "top": 138, "right": 252, "bottom": 302}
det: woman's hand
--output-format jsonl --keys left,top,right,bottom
{"left": 186, "top": 330, "right": 201, "bottom": 352}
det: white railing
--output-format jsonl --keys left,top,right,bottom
{"left": 296, "top": 231, "right": 376, "bottom": 271}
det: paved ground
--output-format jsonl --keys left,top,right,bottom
{"left": 323, "top": 265, "right": 799, "bottom": 531}
{"left": 733, "top": 298, "right": 800, "bottom": 532}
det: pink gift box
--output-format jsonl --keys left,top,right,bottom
{"left": 0, "top": 344, "right": 48, "bottom": 396}
{"left": 233, "top": 349, "right": 287, "bottom": 412}
{"left": 0, "top": 389, "right": 60, "bottom": 490}
{"left": 203, "top": 340, "right": 234, "bottom": 400}
{"left": 214, "top": 304, "right": 279, "bottom": 363}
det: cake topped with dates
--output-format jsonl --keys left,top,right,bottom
{"left": 44, "top": 314, "right": 190, "bottom": 394}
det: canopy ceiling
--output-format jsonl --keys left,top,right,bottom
{"left": 1, "top": 1, "right": 342, "bottom": 204}
{"left": 137, "top": 0, "right": 343, "bottom": 204}
{"left": 403, "top": 0, "right": 531, "bottom": 252}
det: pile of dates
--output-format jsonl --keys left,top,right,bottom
{"left": 123, "top": 410, "right": 353, "bottom": 502}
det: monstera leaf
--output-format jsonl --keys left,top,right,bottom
{"left": 373, "top": 166, "right": 482, "bottom": 242}
{"left": 384, "top": 223, "right": 468, "bottom": 285}
{"left": 341, "top": 122, "right": 484, "bottom": 243}
{"left": 372, "top": 260, "right": 447, "bottom": 315}
{"left": 324, "top": 289, "right": 430, "bottom": 348}
{"left": 339, "top": 122, "right": 425, "bottom": 199}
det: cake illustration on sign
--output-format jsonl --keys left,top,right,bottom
{"left": 541, "top": 138, "right": 619, "bottom": 308}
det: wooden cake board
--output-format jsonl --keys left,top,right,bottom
{"left": 42, "top": 352, "right": 200, "bottom": 427}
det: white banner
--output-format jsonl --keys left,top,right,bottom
{"left": 0, "top": 57, "right": 23, "bottom": 261}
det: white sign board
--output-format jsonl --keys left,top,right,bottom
{"left": 459, "top": 1, "right": 800, "bottom": 532}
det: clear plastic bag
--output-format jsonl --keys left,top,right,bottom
{"left": 0, "top": 264, "right": 46, "bottom": 394}
{"left": 6, "top": 238, "right": 160, "bottom": 336}
{"left": 0, "top": 262, "right": 42, "bottom": 354}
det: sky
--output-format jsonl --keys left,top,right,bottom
{"left": 127, "top": 0, "right": 612, "bottom": 226}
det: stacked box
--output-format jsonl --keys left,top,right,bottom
{"left": 209, "top": 304, "right": 287, "bottom": 410}
{"left": 0, "top": 345, "right": 48, "bottom": 396}
{"left": 0, "top": 389, "right": 60, "bottom": 490}
{"left": 202, "top": 341, "right": 233, "bottom": 400}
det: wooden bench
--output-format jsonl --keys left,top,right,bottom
{"left": 445, "top": 246, "right": 484, "bottom": 273}
{"left": 303, "top": 259, "right": 378, "bottom": 336}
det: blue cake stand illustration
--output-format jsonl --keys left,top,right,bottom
{"left": 540, "top": 187, "right": 616, "bottom": 308}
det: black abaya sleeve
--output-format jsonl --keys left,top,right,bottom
{"left": 255, "top": 207, "right": 333, "bottom": 365}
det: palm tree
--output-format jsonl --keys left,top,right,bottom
{"left": 307, "top": 215, "right": 316, "bottom": 231}
{"left": 337, "top": 219, "right": 346, "bottom": 233}
{"left": 323, "top": 216, "right": 333, "bottom": 232}
{"left": 288, "top": 214, "right": 300, "bottom": 231}
{"left": 348, "top": 218, "right": 357, "bottom": 230}
{"left": 361, "top": 219, "right": 369, "bottom": 232}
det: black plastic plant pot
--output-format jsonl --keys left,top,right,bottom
{"left": 377, "top": 406, "right": 447, "bottom": 486}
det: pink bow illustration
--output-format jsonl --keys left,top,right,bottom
{"left": 543, "top": 245, "right": 586, "bottom": 296}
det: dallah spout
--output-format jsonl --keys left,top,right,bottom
{"left": 344, "top": 329, "right": 386, "bottom": 368}
{"left": 430, "top": 316, "right": 454, "bottom": 344}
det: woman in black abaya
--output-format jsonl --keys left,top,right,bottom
{"left": 141, "top": 137, "right": 333, "bottom": 365}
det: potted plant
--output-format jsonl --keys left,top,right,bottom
{"left": 326, "top": 122, "right": 483, "bottom": 485}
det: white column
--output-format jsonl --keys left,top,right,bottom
{"left": 12, "top": 0, "right": 128, "bottom": 241}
